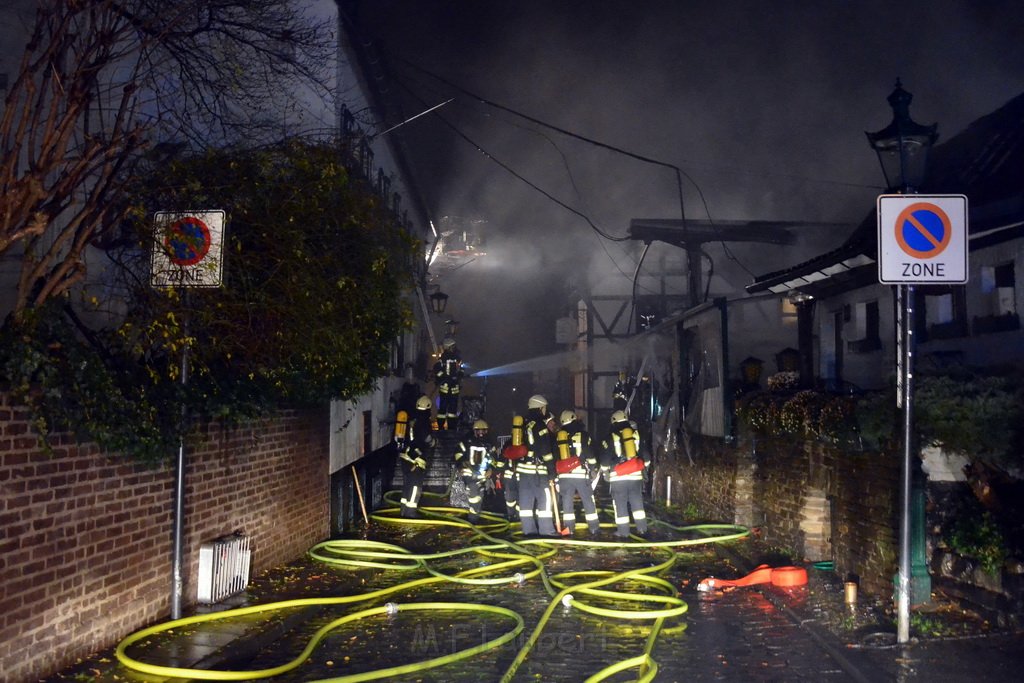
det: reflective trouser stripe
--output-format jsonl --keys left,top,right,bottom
{"left": 462, "top": 476, "right": 483, "bottom": 514}
{"left": 503, "top": 476, "right": 518, "bottom": 515}
{"left": 610, "top": 479, "right": 646, "bottom": 535}
{"left": 518, "top": 473, "right": 556, "bottom": 535}
{"left": 403, "top": 485, "right": 421, "bottom": 509}
{"left": 558, "top": 476, "right": 599, "bottom": 532}
{"left": 613, "top": 500, "right": 629, "bottom": 526}
{"left": 402, "top": 466, "right": 426, "bottom": 513}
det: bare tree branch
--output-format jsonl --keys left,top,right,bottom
{"left": 1, "top": 0, "right": 335, "bottom": 319}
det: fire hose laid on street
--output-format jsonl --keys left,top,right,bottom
{"left": 115, "top": 488, "right": 754, "bottom": 682}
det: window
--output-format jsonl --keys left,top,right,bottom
{"left": 847, "top": 300, "right": 881, "bottom": 353}
{"left": 362, "top": 410, "right": 372, "bottom": 456}
{"left": 923, "top": 285, "right": 967, "bottom": 340}
{"left": 975, "top": 262, "right": 1019, "bottom": 334}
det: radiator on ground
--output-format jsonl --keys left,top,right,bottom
{"left": 197, "top": 533, "right": 252, "bottom": 604}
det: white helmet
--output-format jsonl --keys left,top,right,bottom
{"left": 527, "top": 395, "right": 548, "bottom": 409}
{"left": 560, "top": 410, "right": 577, "bottom": 425}
{"left": 416, "top": 396, "right": 432, "bottom": 411}
{"left": 611, "top": 410, "right": 628, "bottom": 424}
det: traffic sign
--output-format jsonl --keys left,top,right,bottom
{"left": 877, "top": 194, "right": 967, "bottom": 284}
{"left": 151, "top": 210, "right": 226, "bottom": 288}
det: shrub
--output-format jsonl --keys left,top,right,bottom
{"left": 947, "top": 509, "right": 1007, "bottom": 575}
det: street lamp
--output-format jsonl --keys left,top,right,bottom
{"left": 866, "top": 79, "right": 938, "bottom": 644}
{"left": 429, "top": 289, "right": 449, "bottom": 315}
{"left": 866, "top": 78, "right": 938, "bottom": 193}
{"left": 445, "top": 318, "right": 460, "bottom": 337}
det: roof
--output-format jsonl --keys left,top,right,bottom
{"left": 748, "top": 91, "right": 1024, "bottom": 297}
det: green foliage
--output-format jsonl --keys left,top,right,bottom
{"left": 0, "top": 303, "right": 182, "bottom": 462}
{"left": 122, "top": 140, "right": 418, "bottom": 410}
{"left": 914, "top": 372, "right": 1023, "bottom": 465}
{"left": 738, "top": 367, "right": 1024, "bottom": 469}
{"left": 852, "top": 369, "right": 1024, "bottom": 466}
{"left": 947, "top": 507, "right": 1007, "bottom": 575}
{"left": 736, "top": 390, "right": 855, "bottom": 441}
{"left": 0, "top": 139, "right": 419, "bottom": 461}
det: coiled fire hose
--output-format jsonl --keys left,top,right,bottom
{"left": 115, "top": 489, "right": 750, "bottom": 682}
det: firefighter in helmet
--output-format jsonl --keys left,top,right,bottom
{"left": 455, "top": 419, "right": 496, "bottom": 524}
{"left": 600, "top": 410, "right": 648, "bottom": 538}
{"left": 494, "top": 414, "right": 527, "bottom": 522}
{"left": 518, "top": 395, "right": 558, "bottom": 537}
{"left": 433, "top": 337, "right": 464, "bottom": 430}
{"left": 396, "top": 395, "right": 435, "bottom": 518}
{"left": 554, "top": 410, "right": 601, "bottom": 535}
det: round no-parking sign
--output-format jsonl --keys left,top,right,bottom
{"left": 150, "top": 210, "right": 226, "bottom": 288}
{"left": 877, "top": 194, "right": 968, "bottom": 284}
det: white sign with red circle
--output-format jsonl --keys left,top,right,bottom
{"left": 877, "top": 194, "right": 968, "bottom": 284}
{"left": 150, "top": 210, "right": 226, "bottom": 288}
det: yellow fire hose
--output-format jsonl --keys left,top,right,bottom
{"left": 115, "top": 488, "right": 749, "bottom": 682}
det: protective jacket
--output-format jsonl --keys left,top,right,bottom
{"left": 601, "top": 420, "right": 646, "bottom": 483}
{"left": 434, "top": 349, "right": 464, "bottom": 396}
{"left": 456, "top": 433, "right": 495, "bottom": 479}
{"left": 601, "top": 419, "right": 648, "bottom": 537}
{"left": 398, "top": 409, "right": 434, "bottom": 471}
{"left": 520, "top": 407, "right": 555, "bottom": 478}
{"left": 556, "top": 420, "right": 598, "bottom": 479}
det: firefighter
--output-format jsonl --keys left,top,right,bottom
{"left": 455, "top": 419, "right": 496, "bottom": 524}
{"left": 494, "top": 414, "right": 526, "bottom": 521}
{"left": 518, "top": 395, "right": 558, "bottom": 537}
{"left": 600, "top": 410, "right": 648, "bottom": 538}
{"left": 612, "top": 371, "right": 630, "bottom": 411}
{"left": 433, "top": 337, "right": 464, "bottom": 430}
{"left": 554, "top": 410, "right": 600, "bottom": 535}
{"left": 397, "top": 395, "right": 435, "bottom": 518}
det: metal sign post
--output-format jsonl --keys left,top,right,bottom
{"left": 151, "top": 210, "right": 226, "bottom": 619}
{"left": 877, "top": 193, "right": 967, "bottom": 643}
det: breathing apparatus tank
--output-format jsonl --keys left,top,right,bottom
{"left": 612, "top": 426, "right": 643, "bottom": 476}
{"left": 554, "top": 429, "right": 581, "bottom": 475}
{"left": 511, "top": 415, "right": 524, "bottom": 446}
{"left": 394, "top": 410, "right": 409, "bottom": 442}
{"left": 505, "top": 414, "right": 528, "bottom": 460}
{"left": 621, "top": 426, "right": 637, "bottom": 460}
{"left": 556, "top": 430, "right": 570, "bottom": 460}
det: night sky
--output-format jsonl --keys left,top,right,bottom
{"left": 344, "top": 0, "right": 1024, "bottom": 417}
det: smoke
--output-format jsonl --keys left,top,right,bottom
{"left": 358, "top": 0, "right": 1024, "bottom": 379}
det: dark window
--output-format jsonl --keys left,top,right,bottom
{"left": 362, "top": 411, "right": 372, "bottom": 456}
{"left": 922, "top": 285, "right": 967, "bottom": 340}
{"left": 974, "top": 262, "right": 1019, "bottom": 334}
{"left": 847, "top": 300, "right": 881, "bottom": 353}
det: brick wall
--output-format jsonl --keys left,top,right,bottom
{"left": 0, "top": 394, "right": 330, "bottom": 683}
{"left": 658, "top": 436, "right": 901, "bottom": 599}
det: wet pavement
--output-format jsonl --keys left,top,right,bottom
{"left": 42, "top": 497, "right": 1024, "bottom": 682}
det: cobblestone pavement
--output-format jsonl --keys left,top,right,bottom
{"left": 42, "top": 503, "right": 1024, "bottom": 683}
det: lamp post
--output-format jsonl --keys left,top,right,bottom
{"left": 866, "top": 79, "right": 938, "bottom": 644}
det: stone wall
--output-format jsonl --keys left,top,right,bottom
{"left": 0, "top": 394, "right": 330, "bottom": 682}
{"left": 657, "top": 436, "right": 901, "bottom": 599}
